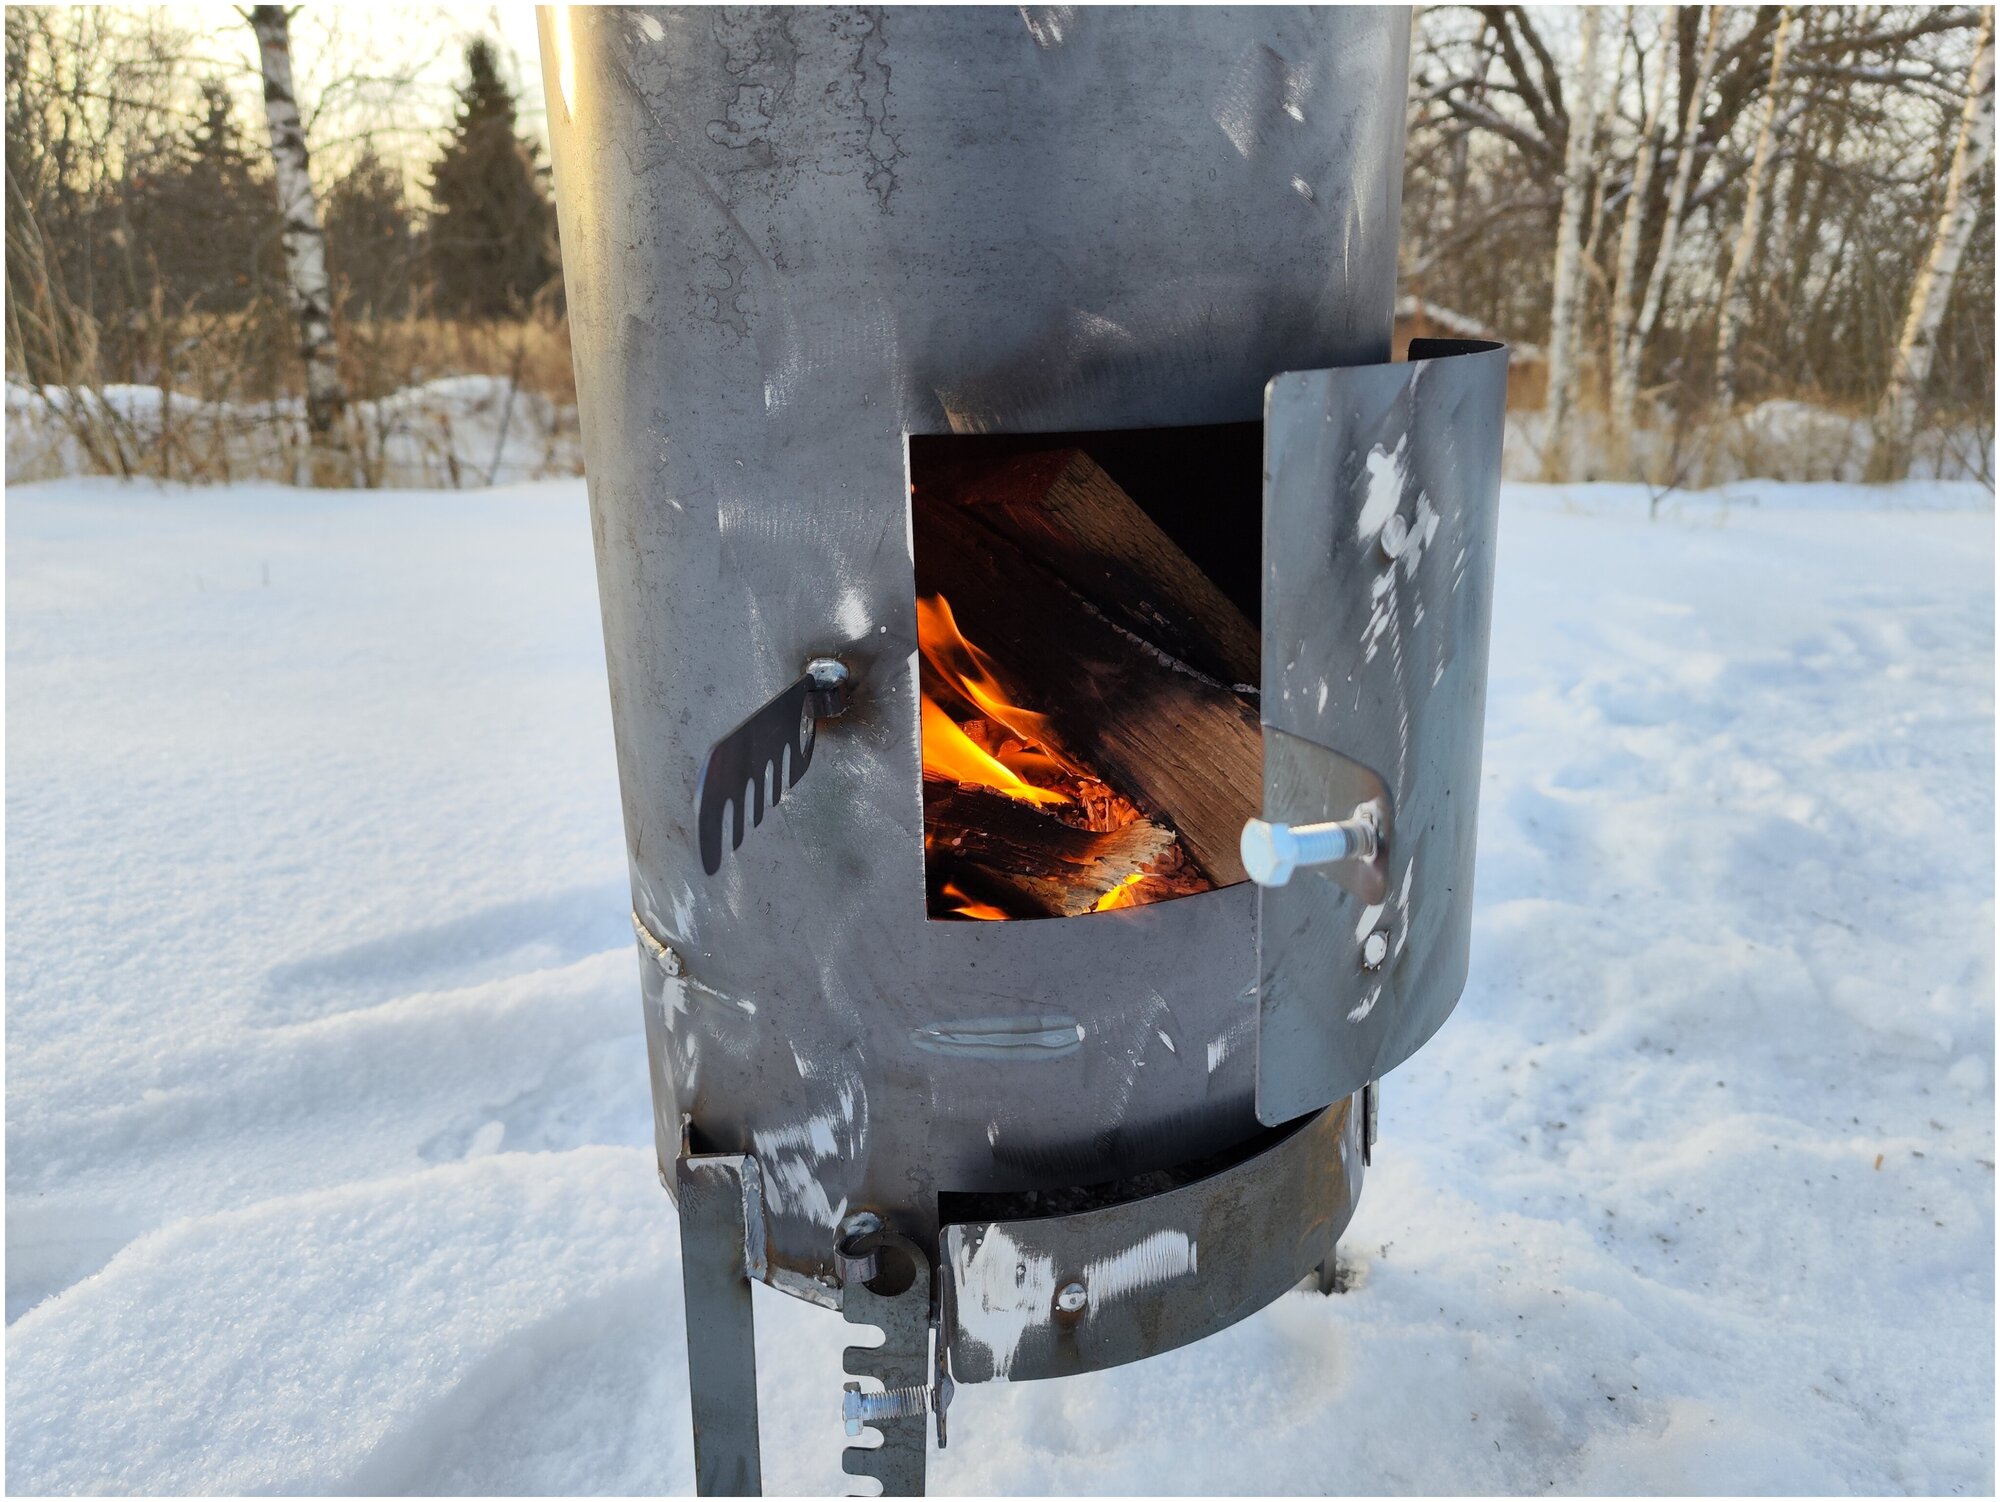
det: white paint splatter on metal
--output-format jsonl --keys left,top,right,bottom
{"left": 834, "top": 587, "right": 870, "bottom": 639}
{"left": 1354, "top": 440, "right": 1405, "bottom": 540}
{"left": 1018, "top": 5, "right": 1074, "bottom": 48}
{"left": 948, "top": 1225, "right": 1199, "bottom": 1379}
{"left": 1347, "top": 985, "right": 1381, "bottom": 1023}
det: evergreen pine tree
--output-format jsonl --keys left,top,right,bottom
{"left": 149, "top": 79, "right": 279, "bottom": 314}
{"left": 425, "top": 38, "right": 554, "bottom": 318}
{"left": 326, "top": 150, "right": 414, "bottom": 320}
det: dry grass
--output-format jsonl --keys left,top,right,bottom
{"left": 334, "top": 315, "right": 577, "bottom": 408}
{"left": 7, "top": 312, "right": 582, "bottom": 487}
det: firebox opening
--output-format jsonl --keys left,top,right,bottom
{"left": 911, "top": 421, "right": 1265, "bottom": 923}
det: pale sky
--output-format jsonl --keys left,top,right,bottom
{"left": 185, "top": 4, "right": 553, "bottom": 193}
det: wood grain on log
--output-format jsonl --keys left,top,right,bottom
{"left": 943, "top": 448, "right": 1261, "bottom": 689}
{"left": 916, "top": 498, "right": 1259, "bottom": 885}
{"left": 925, "top": 777, "right": 1179, "bottom": 917}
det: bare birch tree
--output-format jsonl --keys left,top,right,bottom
{"left": 1870, "top": 6, "right": 1995, "bottom": 480}
{"left": 1712, "top": 7, "right": 1794, "bottom": 421}
{"left": 247, "top": 4, "right": 345, "bottom": 451}
{"left": 1541, "top": 6, "right": 1603, "bottom": 482}
{"left": 1608, "top": 4, "right": 1679, "bottom": 477}
{"left": 1640, "top": 2, "right": 1720, "bottom": 362}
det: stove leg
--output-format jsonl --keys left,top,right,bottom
{"left": 1313, "top": 1253, "right": 1347, "bottom": 1295}
{"left": 678, "top": 1152, "right": 765, "bottom": 1497}
{"left": 840, "top": 1228, "right": 933, "bottom": 1497}
{"left": 1314, "top": 1084, "right": 1374, "bottom": 1297}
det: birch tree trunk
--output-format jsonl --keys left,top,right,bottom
{"left": 1634, "top": 5, "right": 1721, "bottom": 359}
{"left": 1541, "top": 5, "right": 1603, "bottom": 483}
{"left": 1870, "top": 7, "right": 1995, "bottom": 481}
{"left": 1712, "top": 8, "right": 1794, "bottom": 422}
{"left": 1608, "top": 5, "right": 1678, "bottom": 478}
{"left": 248, "top": 5, "right": 345, "bottom": 453}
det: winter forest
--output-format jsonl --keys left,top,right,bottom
{"left": 4, "top": 4, "right": 1994, "bottom": 489}
{"left": 7, "top": 10, "right": 1993, "bottom": 1494}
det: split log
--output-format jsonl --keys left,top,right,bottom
{"left": 941, "top": 448, "right": 1261, "bottom": 689}
{"left": 916, "top": 499, "right": 1260, "bottom": 885}
{"left": 925, "top": 777, "right": 1179, "bottom": 918}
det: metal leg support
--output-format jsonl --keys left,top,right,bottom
{"left": 678, "top": 1152, "right": 767, "bottom": 1497}
{"left": 840, "top": 1225, "right": 934, "bottom": 1497}
{"left": 1313, "top": 1085, "right": 1375, "bottom": 1297}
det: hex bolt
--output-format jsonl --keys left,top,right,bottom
{"left": 1240, "top": 810, "right": 1380, "bottom": 887}
{"left": 1361, "top": 929, "right": 1390, "bottom": 970}
{"left": 843, "top": 1381, "right": 930, "bottom": 1437}
{"left": 1055, "top": 1281, "right": 1088, "bottom": 1314}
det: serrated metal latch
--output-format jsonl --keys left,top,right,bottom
{"left": 696, "top": 656, "right": 852, "bottom": 875}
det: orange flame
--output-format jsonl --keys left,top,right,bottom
{"left": 918, "top": 593, "right": 1079, "bottom": 805}
{"left": 1092, "top": 873, "right": 1147, "bottom": 912}
{"left": 940, "top": 881, "right": 1008, "bottom": 921}
{"left": 922, "top": 698, "right": 1067, "bottom": 806}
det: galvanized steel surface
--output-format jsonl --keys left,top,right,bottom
{"left": 543, "top": 5, "right": 1413, "bottom": 1288}
{"left": 1256, "top": 339, "right": 1509, "bottom": 1124}
{"left": 677, "top": 1152, "right": 766, "bottom": 1495}
{"left": 940, "top": 1093, "right": 1363, "bottom": 1384}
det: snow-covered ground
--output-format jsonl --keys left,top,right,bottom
{"left": 6, "top": 474, "right": 1993, "bottom": 1494}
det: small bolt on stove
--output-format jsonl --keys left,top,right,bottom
{"left": 541, "top": 7, "right": 1507, "bottom": 1494}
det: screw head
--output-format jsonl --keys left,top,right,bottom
{"left": 1362, "top": 929, "right": 1389, "bottom": 970}
{"left": 805, "top": 656, "right": 849, "bottom": 690}
{"left": 1055, "top": 1281, "right": 1088, "bottom": 1314}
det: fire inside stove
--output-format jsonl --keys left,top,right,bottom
{"left": 911, "top": 424, "right": 1265, "bottom": 920}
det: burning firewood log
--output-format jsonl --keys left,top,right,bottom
{"left": 945, "top": 448, "right": 1262, "bottom": 690}
{"left": 915, "top": 490, "right": 1261, "bottom": 888}
{"left": 924, "top": 778, "right": 1183, "bottom": 918}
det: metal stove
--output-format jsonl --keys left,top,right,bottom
{"left": 540, "top": 7, "right": 1506, "bottom": 1493}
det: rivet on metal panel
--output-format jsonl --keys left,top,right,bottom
{"left": 1361, "top": 930, "right": 1390, "bottom": 971}
{"left": 804, "top": 655, "right": 853, "bottom": 718}
{"left": 1055, "top": 1281, "right": 1088, "bottom": 1315}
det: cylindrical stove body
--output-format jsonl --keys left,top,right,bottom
{"left": 545, "top": 5, "right": 1410, "bottom": 1301}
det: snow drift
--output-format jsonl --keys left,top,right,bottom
{"left": 5, "top": 475, "right": 1992, "bottom": 1493}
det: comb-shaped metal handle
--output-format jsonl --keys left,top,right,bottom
{"left": 696, "top": 657, "right": 851, "bottom": 876}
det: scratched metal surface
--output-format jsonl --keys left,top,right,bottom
{"left": 677, "top": 1153, "right": 765, "bottom": 1494}
{"left": 940, "top": 1094, "right": 1362, "bottom": 1384}
{"left": 1256, "top": 340, "right": 1509, "bottom": 1125}
{"left": 543, "top": 6, "right": 1410, "bottom": 1293}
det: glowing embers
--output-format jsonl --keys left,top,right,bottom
{"left": 913, "top": 435, "right": 1266, "bottom": 921}
{"left": 920, "top": 591, "right": 1206, "bottom": 919}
